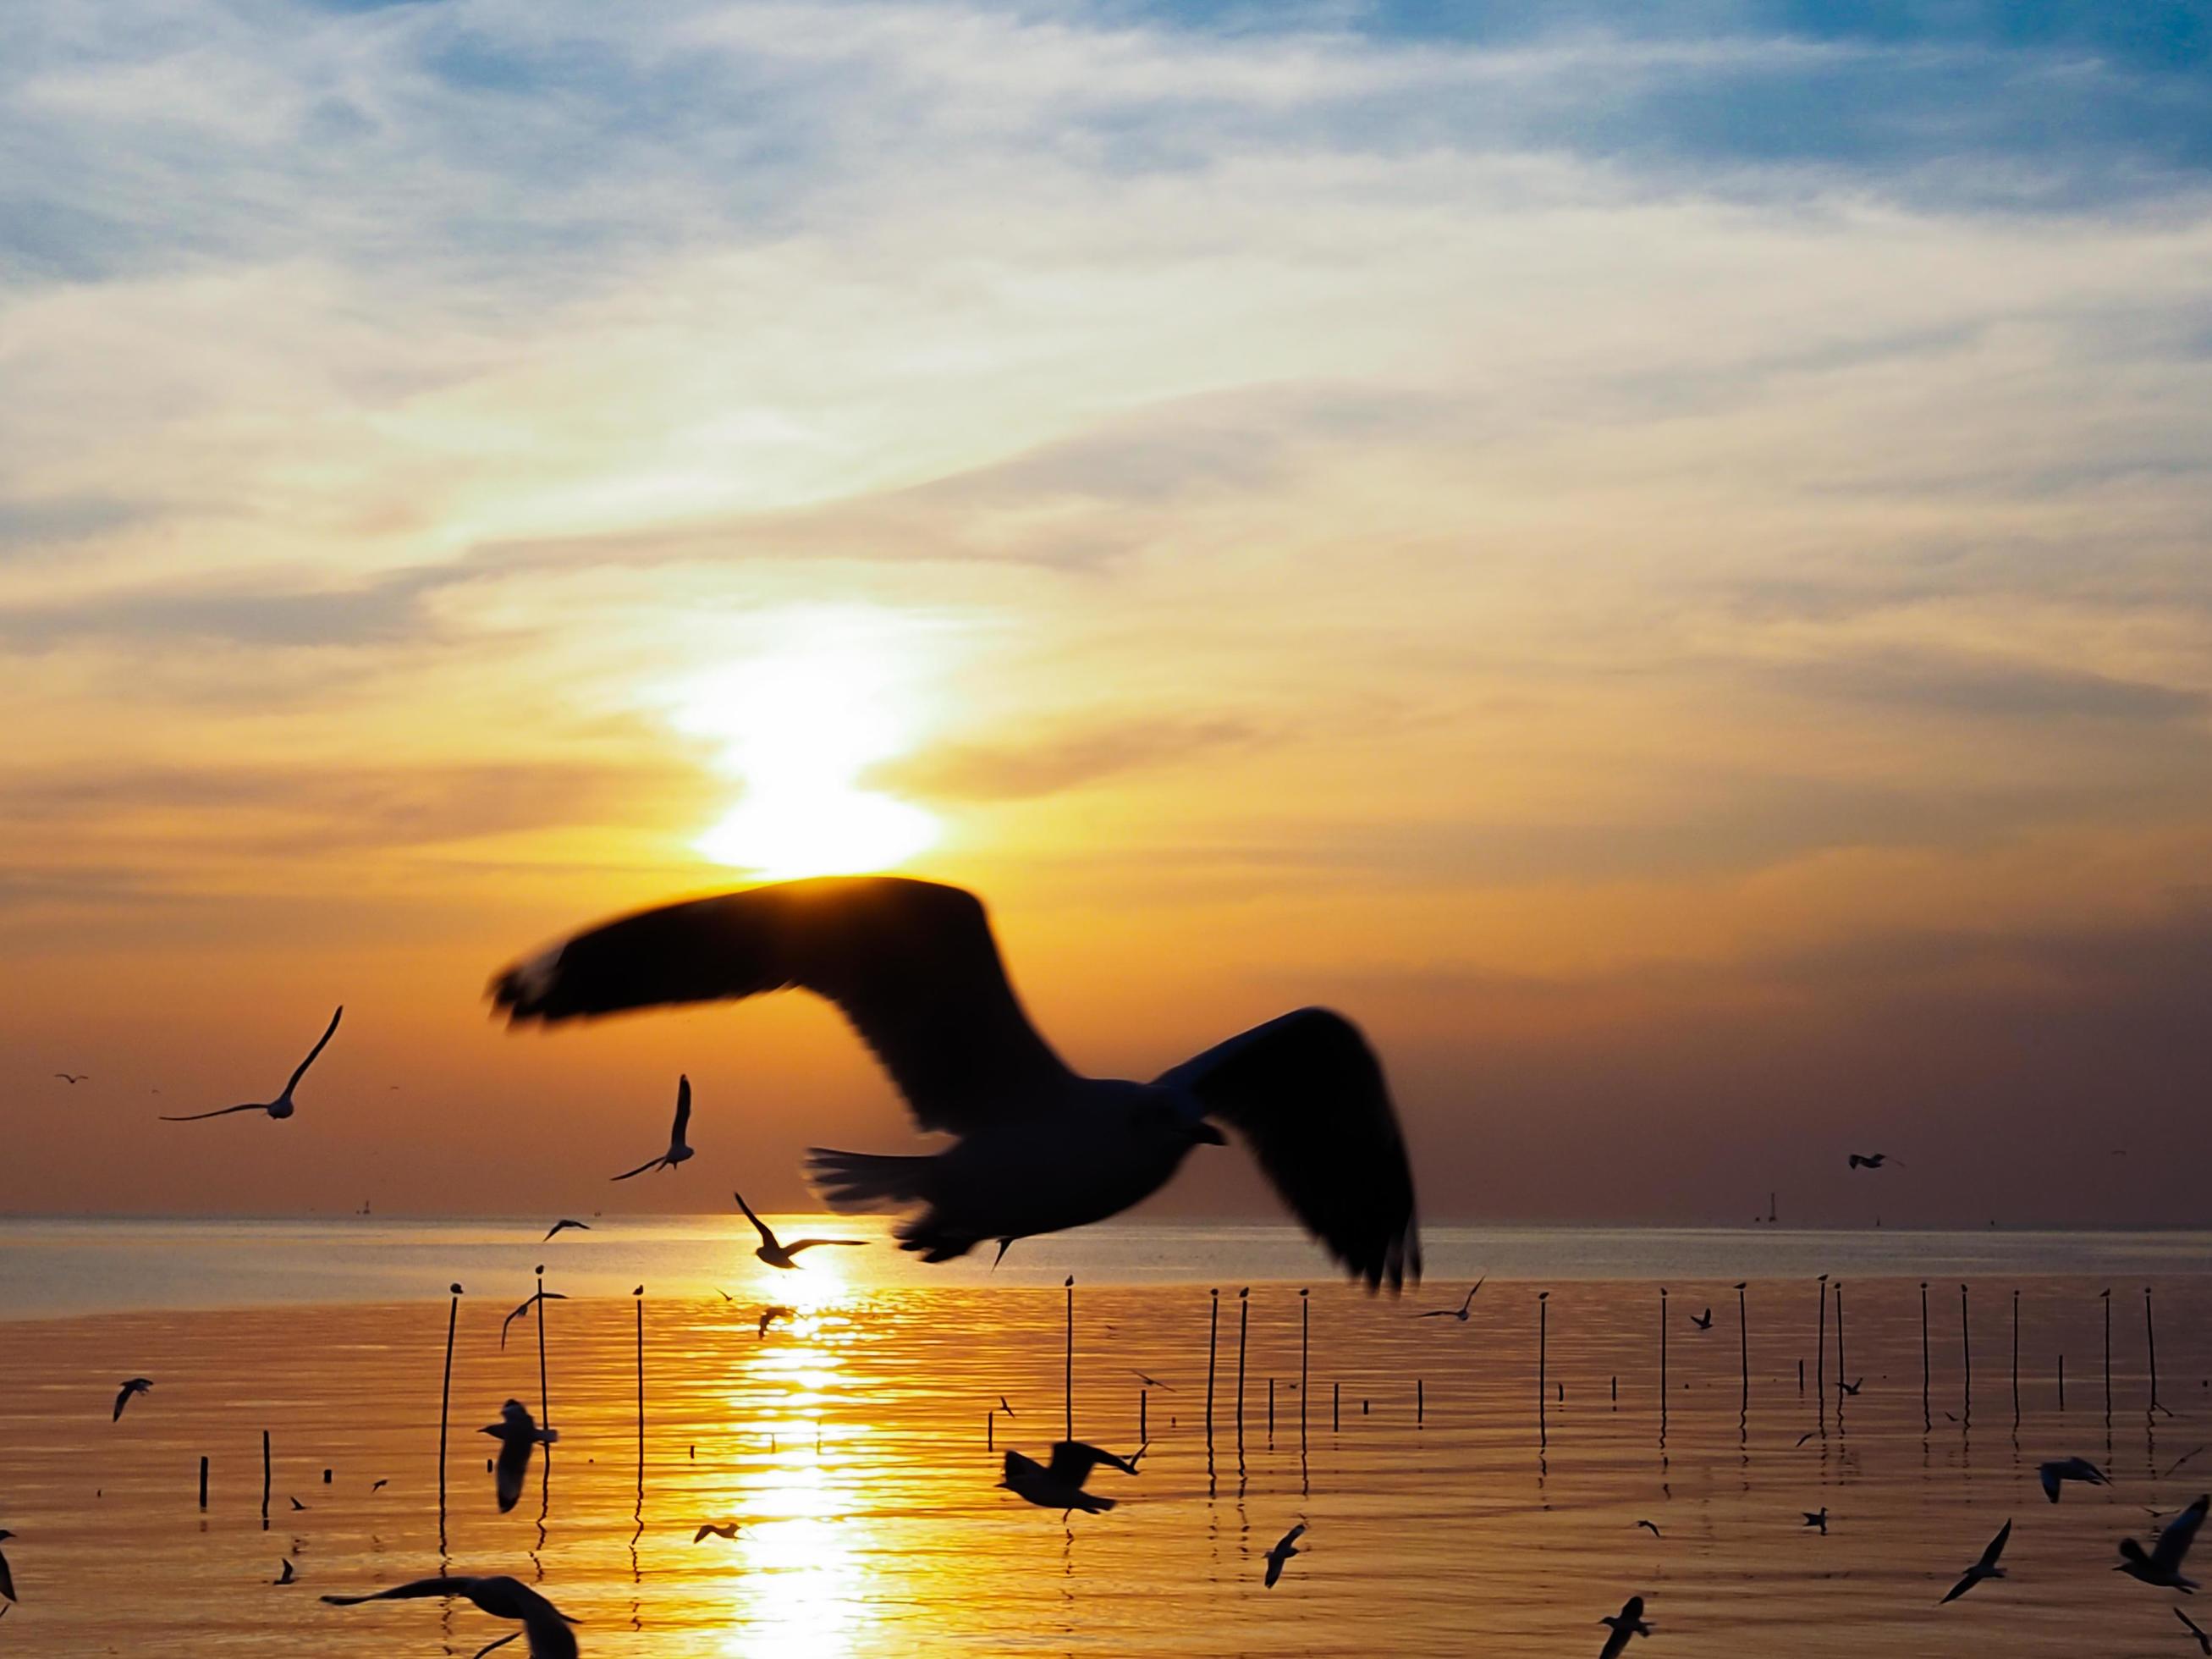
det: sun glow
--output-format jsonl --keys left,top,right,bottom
{"left": 672, "top": 609, "right": 941, "bottom": 879}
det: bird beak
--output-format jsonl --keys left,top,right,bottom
{"left": 1187, "top": 1121, "right": 1227, "bottom": 1147}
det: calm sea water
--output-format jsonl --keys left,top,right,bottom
{"left": 2, "top": 1223, "right": 2209, "bottom": 1655}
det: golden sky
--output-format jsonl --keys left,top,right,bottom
{"left": 4, "top": 1, "right": 2210, "bottom": 1225}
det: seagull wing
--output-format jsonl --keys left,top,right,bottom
{"left": 0, "top": 1549, "right": 13, "bottom": 1602}
{"left": 283, "top": 1006, "right": 344, "bottom": 1096}
{"left": 494, "top": 1435, "right": 531, "bottom": 1513}
{"left": 112, "top": 1381, "right": 136, "bottom": 1420}
{"left": 491, "top": 878, "right": 1077, "bottom": 1136}
{"left": 1977, "top": 1518, "right": 2012, "bottom": 1571}
{"left": 1939, "top": 1572, "right": 1977, "bottom": 1605}
{"left": 2039, "top": 1464, "right": 2061, "bottom": 1502}
{"left": 783, "top": 1238, "right": 867, "bottom": 1254}
{"left": 669, "top": 1075, "right": 691, "bottom": 1151}
{"left": 323, "top": 1575, "right": 481, "bottom": 1606}
{"left": 2178, "top": 1607, "right": 2210, "bottom": 1644}
{"left": 733, "top": 1190, "right": 779, "bottom": 1252}
{"left": 1156, "top": 1008, "right": 1419, "bottom": 1291}
{"left": 1264, "top": 1552, "right": 1285, "bottom": 1588}
{"left": 159, "top": 1102, "right": 269, "bottom": 1121}
{"left": 1276, "top": 1522, "right": 1307, "bottom": 1552}
{"left": 2154, "top": 1496, "right": 2209, "bottom": 1574}
{"left": 1048, "top": 1441, "right": 1139, "bottom": 1485}
{"left": 610, "top": 1155, "right": 665, "bottom": 1182}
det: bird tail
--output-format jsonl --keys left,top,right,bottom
{"left": 806, "top": 1148, "right": 932, "bottom": 1212}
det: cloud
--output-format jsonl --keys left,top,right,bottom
{"left": 873, "top": 715, "right": 1261, "bottom": 801}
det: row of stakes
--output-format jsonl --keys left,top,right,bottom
{"left": 176, "top": 1276, "right": 2176, "bottom": 1517}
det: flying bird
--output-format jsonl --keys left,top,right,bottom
{"left": 490, "top": 878, "right": 1421, "bottom": 1288}
{"left": 1847, "top": 1153, "right": 1901, "bottom": 1169}
{"left": 997, "top": 1441, "right": 1144, "bottom": 1516}
{"left": 2119, "top": 1495, "right": 2208, "bottom": 1591}
{"left": 370, "top": 1479, "right": 388, "bottom": 1493}
{"left": 1796, "top": 1430, "right": 1817, "bottom": 1447}
{"left": 275, "top": 1558, "right": 296, "bottom": 1585}
{"left": 1690, "top": 1309, "right": 1714, "bottom": 1331}
{"left": 500, "top": 1291, "right": 566, "bottom": 1350}
{"left": 161, "top": 1006, "right": 342, "bottom": 1122}
{"left": 609, "top": 1075, "right": 694, "bottom": 1180}
{"left": 1263, "top": 1522, "right": 1306, "bottom": 1588}
{"left": 2039, "top": 1457, "right": 2110, "bottom": 1502}
{"left": 0, "top": 1530, "right": 14, "bottom": 1603}
{"left": 2166, "top": 1447, "right": 2208, "bottom": 1480}
{"left": 1803, "top": 1507, "right": 1829, "bottom": 1535}
{"left": 1129, "top": 1370, "right": 1174, "bottom": 1391}
{"left": 542, "top": 1220, "right": 590, "bottom": 1242}
{"left": 1835, "top": 1377, "right": 1863, "bottom": 1397}
{"left": 481, "top": 1401, "right": 558, "bottom": 1513}
{"left": 1940, "top": 1518, "right": 2012, "bottom": 1603}
{"left": 692, "top": 1523, "right": 740, "bottom": 1543}
{"left": 112, "top": 1378, "right": 152, "bottom": 1421}
{"left": 1636, "top": 1520, "right": 1662, "bottom": 1538}
{"left": 997, "top": 1396, "right": 1017, "bottom": 1418}
{"left": 1417, "top": 1280, "right": 1487, "bottom": 1320}
{"left": 53, "top": 1072, "right": 86, "bottom": 1085}
{"left": 289, "top": 1496, "right": 306, "bottom": 1512}
{"left": 1598, "top": 1596, "right": 1652, "bottom": 1659}
{"left": 2177, "top": 1607, "right": 2212, "bottom": 1654}
{"left": 733, "top": 1189, "right": 864, "bottom": 1270}
{"left": 757, "top": 1305, "right": 794, "bottom": 1339}
{"left": 322, "top": 1575, "right": 578, "bottom": 1659}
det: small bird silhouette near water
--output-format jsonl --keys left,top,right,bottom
{"left": 1802, "top": 1507, "right": 1829, "bottom": 1535}
{"left": 2039, "top": 1457, "right": 2109, "bottom": 1502}
{"left": 2176, "top": 1607, "right": 2212, "bottom": 1653}
{"left": 1836, "top": 1377, "right": 1863, "bottom": 1397}
{"left": 1417, "top": 1280, "right": 1486, "bottom": 1320}
{"left": 2119, "top": 1494, "right": 2207, "bottom": 1591}
{"left": 500, "top": 1291, "right": 566, "bottom": 1350}
{"left": 1598, "top": 1596, "right": 1652, "bottom": 1658}
{"left": 998, "top": 1441, "right": 1143, "bottom": 1516}
{"left": 53, "top": 1072, "right": 86, "bottom": 1085}
{"left": 112, "top": 1378, "right": 152, "bottom": 1421}
{"left": 1847, "top": 1153, "right": 1900, "bottom": 1170}
{"left": 542, "top": 1219, "right": 590, "bottom": 1242}
{"left": 757, "top": 1305, "right": 794, "bottom": 1339}
{"left": 481, "top": 1401, "right": 558, "bottom": 1513}
{"left": 322, "top": 1575, "right": 578, "bottom": 1659}
{"left": 1263, "top": 1522, "right": 1306, "bottom": 1587}
{"left": 1636, "top": 1519, "right": 1661, "bottom": 1538}
{"left": 289, "top": 1496, "right": 306, "bottom": 1512}
{"left": 610, "top": 1075, "right": 694, "bottom": 1179}
{"left": 997, "top": 1396, "right": 1016, "bottom": 1417}
{"left": 1129, "top": 1370, "right": 1174, "bottom": 1390}
{"left": 692, "top": 1523, "right": 740, "bottom": 1543}
{"left": 0, "top": 1530, "right": 15, "bottom": 1603}
{"left": 734, "top": 1189, "right": 863, "bottom": 1269}
{"left": 275, "top": 1559, "right": 295, "bottom": 1585}
{"left": 161, "top": 1006, "right": 341, "bottom": 1122}
{"left": 1940, "top": 1518, "right": 2011, "bottom": 1603}
{"left": 1690, "top": 1309, "right": 1714, "bottom": 1331}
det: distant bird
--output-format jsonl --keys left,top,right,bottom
{"left": 1690, "top": 1309, "right": 1714, "bottom": 1331}
{"left": 757, "top": 1306, "right": 794, "bottom": 1339}
{"left": 2119, "top": 1494, "right": 2208, "bottom": 1591}
{"left": 1598, "top": 1596, "right": 1652, "bottom": 1658}
{"left": 1417, "top": 1280, "right": 1487, "bottom": 1320}
{"left": 490, "top": 878, "right": 1421, "bottom": 1287}
{"left": 500, "top": 1291, "right": 566, "bottom": 1350}
{"left": 1796, "top": 1430, "right": 1817, "bottom": 1447}
{"left": 289, "top": 1496, "right": 306, "bottom": 1512}
{"left": 52, "top": 1072, "right": 86, "bottom": 1085}
{"left": 2167, "top": 1447, "right": 2208, "bottom": 1480}
{"left": 716, "top": 1288, "right": 736, "bottom": 1302}
{"left": 275, "top": 1558, "right": 295, "bottom": 1585}
{"left": 542, "top": 1220, "right": 590, "bottom": 1243}
{"left": 1846, "top": 1154, "right": 1900, "bottom": 1170}
{"left": 998, "top": 1441, "right": 1143, "bottom": 1516}
{"left": 2039, "top": 1458, "right": 2109, "bottom": 1502}
{"left": 1129, "top": 1370, "right": 1175, "bottom": 1391}
{"left": 1636, "top": 1520, "right": 1662, "bottom": 1538}
{"left": 370, "top": 1480, "right": 388, "bottom": 1494}
{"left": 0, "top": 1530, "right": 14, "bottom": 1603}
{"left": 2178, "top": 1607, "right": 2212, "bottom": 1654}
{"left": 733, "top": 1189, "right": 864, "bottom": 1270}
{"left": 112, "top": 1378, "right": 152, "bottom": 1421}
{"left": 692, "top": 1523, "right": 740, "bottom": 1543}
{"left": 322, "top": 1575, "right": 578, "bottom": 1659}
{"left": 161, "top": 1006, "right": 342, "bottom": 1122}
{"left": 609, "top": 1075, "right": 694, "bottom": 1180}
{"left": 481, "top": 1401, "right": 558, "bottom": 1513}
{"left": 1940, "top": 1518, "right": 2012, "bottom": 1603}
{"left": 1836, "top": 1377, "right": 1864, "bottom": 1397}
{"left": 1803, "top": 1507, "right": 1828, "bottom": 1535}
{"left": 997, "top": 1396, "right": 1017, "bottom": 1418}
{"left": 1263, "top": 1522, "right": 1306, "bottom": 1588}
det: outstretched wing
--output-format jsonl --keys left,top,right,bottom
{"left": 2154, "top": 1496, "right": 2209, "bottom": 1574}
{"left": 610, "top": 1155, "right": 664, "bottom": 1182}
{"left": 669, "top": 1075, "right": 691, "bottom": 1149}
{"left": 1048, "top": 1441, "right": 1140, "bottom": 1484}
{"left": 284, "top": 1006, "right": 344, "bottom": 1095}
{"left": 322, "top": 1575, "right": 477, "bottom": 1606}
{"left": 784, "top": 1238, "right": 866, "bottom": 1254}
{"left": 1977, "top": 1518, "right": 2012, "bottom": 1571}
{"left": 159, "top": 1102, "right": 267, "bottom": 1122}
{"left": 733, "top": 1190, "right": 779, "bottom": 1251}
{"left": 1158, "top": 1009, "right": 1418, "bottom": 1291}
{"left": 491, "top": 878, "right": 1077, "bottom": 1136}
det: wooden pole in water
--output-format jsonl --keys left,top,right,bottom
{"left": 199, "top": 1455, "right": 208, "bottom": 1510}
{"left": 1816, "top": 1274, "right": 1828, "bottom": 1419}
{"left": 1235, "top": 1287, "right": 1249, "bottom": 1447}
{"left": 1920, "top": 1282, "right": 1931, "bottom": 1426}
{"left": 1538, "top": 1291, "right": 1549, "bottom": 1435}
{"left": 1736, "top": 1281, "right": 1749, "bottom": 1410}
{"left": 2011, "top": 1289, "right": 2021, "bottom": 1425}
{"left": 1205, "top": 1288, "right": 1219, "bottom": 1443}
{"left": 1960, "top": 1283, "right": 1972, "bottom": 1422}
{"left": 2058, "top": 1353, "right": 2066, "bottom": 1411}
{"left": 2145, "top": 1287, "right": 2161, "bottom": 1413}
{"left": 987, "top": 1411, "right": 993, "bottom": 1451}
{"left": 634, "top": 1286, "right": 646, "bottom": 1503}
{"left": 1268, "top": 1377, "right": 1275, "bottom": 1440}
{"left": 1659, "top": 1287, "right": 1668, "bottom": 1411}
{"left": 1332, "top": 1380, "right": 1340, "bottom": 1431}
{"left": 437, "top": 1282, "right": 459, "bottom": 1523}
{"left": 2102, "top": 1288, "right": 2112, "bottom": 1414}
{"left": 1064, "top": 1276, "right": 1075, "bottom": 1443}
{"left": 1835, "top": 1284, "right": 1846, "bottom": 1403}
{"left": 1140, "top": 1388, "right": 1147, "bottom": 1444}
{"left": 1417, "top": 1378, "right": 1424, "bottom": 1425}
{"left": 261, "top": 1429, "right": 271, "bottom": 1526}
{"left": 535, "top": 1265, "right": 552, "bottom": 1444}
{"left": 1300, "top": 1289, "right": 1310, "bottom": 1441}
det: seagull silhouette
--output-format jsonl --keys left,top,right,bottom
{"left": 0, "top": 1531, "right": 14, "bottom": 1603}
{"left": 1129, "top": 1370, "right": 1175, "bottom": 1391}
{"left": 275, "top": 1558, "right": 296, "bottom": 1585}
{"left": 1846, "top": 1153, "right": 1901, "bottom": 1169}
{"left": 1835, "top": 1377, "right": 1864, "bottom": 1397}
{"left": 322, "top": 1575, "right": 578, "bottom": 1659}
{"left": 2167, "top": 1448, "right": 2208, "bottom": 1480}
{"left": 1636, "top": 1519, "right": 1662, "bottom": 1538}
{"left": 1941, "top": 1518, "right": 2011, "bottom": 1602}
{"left": 733, "top": 1189, "right": 864, "bottom": 1269}
{"left": 52, "top": 1072, "right": 86, "bottom": 1085}
{"left": 2119, "top": 1494, "right": 2208, "bottom": 1591}
{"left": 1417, "top": 1280, "right": 1486, "bottom": 1320}
{"left": 1598, "top": 1596, "right": 1653, "bottom": 1658}
{"left": 289, "top": 1496, "right": 306, "bottom": 1512}
{"left": 481, "top": 1401, "right": 558, "bottom": 1514}
{"left": 112, "top": 1378, "right": 152, "bottom": 1421}
{"left": 1690, "top": 1309, "right": 1714, "bottom": 1331}
{"left": 161, "top": 1006, "right": 342, "bottom": 1122}
{"left": 2178, "top": 1607, "right": 2212, "bottom": 1653}
{"left": 610, "top": 1075, "right": 693, "bottom": 1180}
{"left": 1263, "top": 1522, "right": 1306, "bottom": 1587}
{"left": 998, "top": 1441, "right": 1143, "bottom": 1516}
{"left": 997, "top": 1396, "right": 1017, "bottom": 1418}
{"left": 2039, "top": 1457, "right": 2109, "bottom": 1502}
{"left": 490, "top": 878, "right": 1420, "bottom": 1287}
{"left": 371, "top": 1480, "right": 388, "bottom": 1493}
{"left": 1803, "top": 1507, "right": 1829, "bottom": 1535}
{"left": 542, "top": 1219, "right": 590, "bottom": 1242}
{"left": 500, "top": 1291, "right": 566, "bottom": 1350}
{"left": 757, "top": 1305, "right": 794, "bottom": 1339}
{"left": 692, "top": 1523, "right": 740, "bottom": 1543}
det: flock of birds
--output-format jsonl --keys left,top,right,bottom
{"left": 14, "top": 874, "right": 2205, "bottom": 1653}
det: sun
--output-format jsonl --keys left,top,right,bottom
{"left": 670, "top": 609, "right": 942, "bottom": 879}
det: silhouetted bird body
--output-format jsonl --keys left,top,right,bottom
{"left": 112, "top": 1378, "right": 152, "bottom": 1421}
{"left": 1942, "top": 1518, "right": 2011, "bottom": 1603}
{"left": 161, "top": 1006, "right": 341, "bottom": 1122}
{"left": 1417, "top": 1280, "right": 1485, "bottom": 1320}
{"left": 491, "top": 879, "right": 1420, "bottom": 1288}
{"left": 500, "top": 1291, "right": 566, "bottom": 1350}
{"left": 1598, "top": 1596, "right": 1652, "bottom": 1658}
{"left": 481, "top": 1401, "right": 557, "bottom": 1513}
{"left": 733, "top": 1189, "right": 863, "bottom": 1269}
{"left": 2039, "top": 1457, "right": 2109, "bottom": 1502}
{"left": 1690, "top": 1309, "right": 1713, "bottom": 1331}
{"left": 322, "top": 1574, "right": 577, "bottom": 1658}
{"left": 2119, "top": 1494, "right": 2208, "bottom": 1591}
{"left": 1264, "top": 1522, "right": 1306, "bottom": 1587}
{"left": 542, "top": 1219, "right": 590, "bottom": 1242}
{"left": 1803, "top": 1508, "right": 1829, "bottom": 1535}
{"left": 610, "top": 1075, "right": 694, "bottom": 1179}
{"left": 1847, "top": 1153, "right": 1899, "bottom": 1170}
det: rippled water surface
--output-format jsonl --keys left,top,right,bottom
{"left": 3, "top": 1224, "right": 2209, "bottom": 1655}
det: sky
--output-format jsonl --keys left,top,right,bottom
{"left": 3, "top": 0, "right": 2210, "bottom": 1229}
